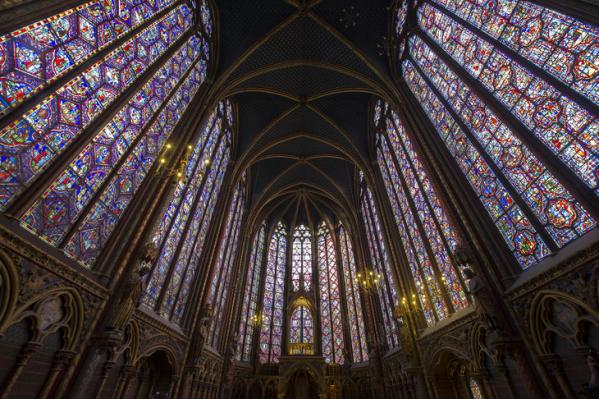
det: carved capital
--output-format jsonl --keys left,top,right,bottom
{"left": 52, "top": 349, "right": 76, "bottom": 370}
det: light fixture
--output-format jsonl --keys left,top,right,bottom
{"left": 355, "top": 268, "right": 382, "bottom": 292}
{"left": 249, "top": 312, "right": 263, "bottom": 327}
{"left": 155, "top": 142, "right": 194, "bottom": 184}
{"left": 394, "top": 293, "right": 418, "bottom": 326}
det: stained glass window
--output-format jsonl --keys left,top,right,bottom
{"left": 259, "top": 221, "right": 287, "bottom": 364}
{"left": 237, "top": 224, "right": 266, "bottom": 362}
{"left": 417, "top": 3, "right": 598, "bottom": 196}
{"left": 0, "top": 0, "right": 180, "bottom": 115}
{"left": 375, "top": 99, "right": 468, "bottom": 325}
{"left": 142, "top": 100, "right": 232, "bottom": 324}
{"left": 429, "top": 0, "right": 599, "bottom": 105}
{"left": 359, "top": 172, "right": 400, "bottom": 348}
{"left": 469, "top": 377, "right": 483, "bottom": 399}
{"left": 289, "top": 305, "right": 314, "bottom": 346}
{"left": 207, "top": 174, "right": 246, "bottom": 348}
{"left": 338, "top": 224, "right": 368, "bottom": 363}
{"left": 317, "top": 221, "right": 344, "bottom": 364}
{"left": 291, "top": 224, "right": 312, "bottom": 291}
{"left": 396, "top": 1, "right": 597, "bottom": 269}
{"left": 2, "top": 4, "right": 196, "bottom": 210}
{"left": 1, "top": 0, "right": 215, "bottom": 275}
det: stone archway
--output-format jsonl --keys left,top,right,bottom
{"left": 430, "top": 349, "right": 482, "bottom": 399}
{"left": 278, "top": 359, "right": 327, "bottom": 399}
{"left": 133, "top": 350, "right": 176, "bottom": 399}
{"left": 285, "top": 369, "right": 319, "bottom": 399}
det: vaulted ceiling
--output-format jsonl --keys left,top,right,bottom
{"left": 208, "top": 0, "right": 400, "bottom": 226}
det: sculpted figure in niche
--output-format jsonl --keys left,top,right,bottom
{"left": 463, "top": 268, "right": 500, "bottom": 331}
{"left": 107, "top": 242, "right": 157, "bottom": 331}
{"left": 190, "top": 303, "right": 214, "bottom": 365}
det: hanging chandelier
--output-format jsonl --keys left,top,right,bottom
{"left": 155, "top": 142, "right": 194, "bottom": 184}
{"left": 249, "top": 312, "right": 264, "bottom": 327}
{"left": 355, "top": 269, "right": 382, "bottom": 291}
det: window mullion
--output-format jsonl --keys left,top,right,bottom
{"left": 388, "top": 113, "right": 467, "bottom": 275}
{"left": 415, "top": 30, "right": 599, "bottom": 221}
{"left": 142, "top": 113, "right": 220, "bottom": 291}
{"left": 408, "top": 53, "right": 559, "bottom": 251}
{"left": 362, "top": 195, "right": 402, "bottom": 344}
{"left": 382, "top": 126, "right": 458, "bottom": 313}
{"left": 423, "top": 0, "right": 599, "bottom": 116}
{"left": 167, "top": 145, "right": 229, "bottom": 320}
{"left": 154, "top": 129, "right": 226, "bottom": 312}
{"left": 378, "top": 141, "right": 442, "bottom": 320}
{"left": 59, "top": 53, "right": 206, "bottom": 248}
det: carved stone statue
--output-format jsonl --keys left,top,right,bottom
{"left": 227, "top": 331, "right": 238, "bottom": 359}
{"left": 223, "top": 331, "right": 239, "bottom": 385}
{"left": 189, "top": 303, "right": 214, "bottom": 365}
{"left": 106, "top": 243, "right": 157, "bottom": 331}
{"left": 463, "top": 268, "right": 500, "bottom": 330}
{"left": 341, "top": 347, "right": 350, "bottom": 365}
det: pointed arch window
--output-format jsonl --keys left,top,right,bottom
{"left": 142, "top": 100, "right": 231, "bottom": 324}
{"left": 259, "top": 221, "right": 287, "bottom": 364}
{"left": 236, "top": 223, "right": 267, "bottom": 361}
{"left": 317, "top": 221, "right": 344, "bottom": 364}
{"left": 338, "top": 224, "right": 368, "bottom": 362}
{"left": 207, "top": 174, "right": 246, "bottom": 348}
{"left": 291, "top": 224, "right": 312, "bottom": 291}
{"left": 359, "top": 173, "right": 400, "bottom": 348}
{"left": 1, "top": 0, "right": 215, "bottom": 270}
{"left": 289, "top": 305, "right": 314, "bottom": 351}
{"left": 375, "top": 99, "right": 468, "bottom": 325}
{"left": 397, "top": 1, "right": 597, "bottom": 269}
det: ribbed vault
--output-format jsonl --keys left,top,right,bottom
{"left": 208, "top": 0, "right": 399, "bottom": 227}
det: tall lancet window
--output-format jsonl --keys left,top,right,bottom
{"left": 236, "top": 223, "right": 267, "bottom": 362}
{"left": 259, "top": 221, "right": 287, "bottom": 364}
{"left": 338, "top": 224, "right": 368, "bottom": 362}
{"left": 375, "top": 100, "right": 468, "bottom": 325}
{"left": 207, "top": 174, "right": 246, "bottom": 348}
{"left": 359, "top": 172, "right": 400, "bottom": 348}
{"left": 291, "top": 224, "right": 312, "bottom": 291}
{"left": 1, "top": 0, "right": 214, "bottom": 268}
{"left": 317, "top": 221, "right": 344, "bottom": 364}
{"left": 143, "top": 100, "right": 231, "bottom": 324}
{"left": 289, "top": 305, "right": 314, "bottom": 352}
{"left": 398, "top": 1, "right": 597, "bottom": 269}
